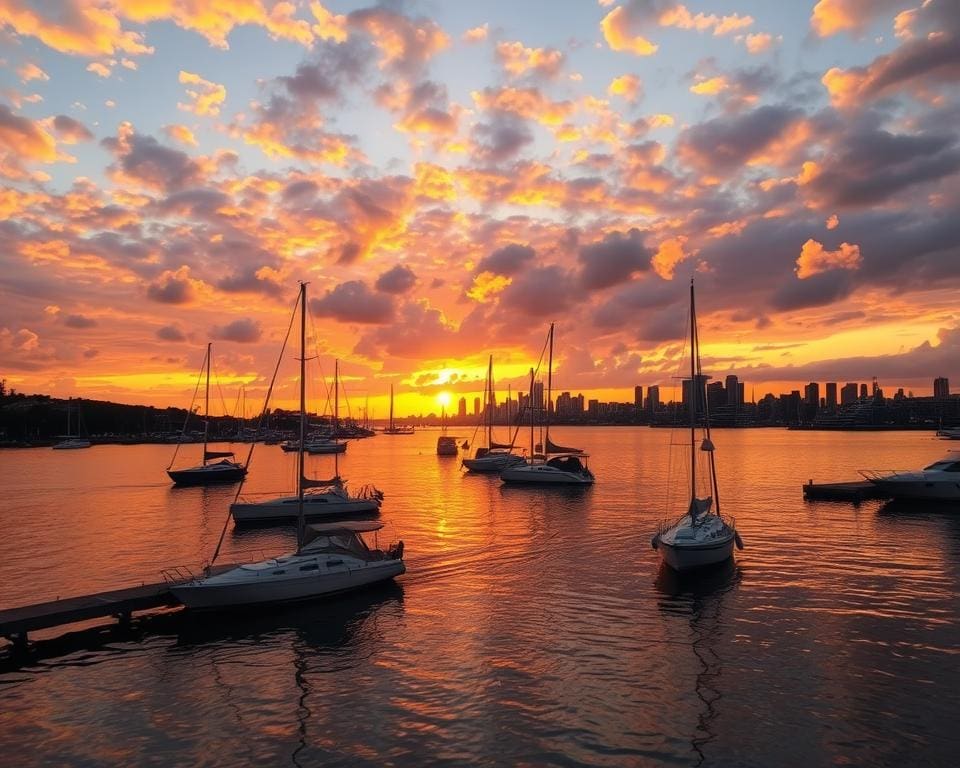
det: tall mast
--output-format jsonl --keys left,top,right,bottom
{"left": 389, "top": 384, "right": 394, "bottom": 430}
{"left": 546, "top": 323, "right": 554, "bottom": 448}
{"left": 203, "top": 342, "right": 211, "bottom": 466}
{"left": 487, "top": 355, "right": 493, "bottom": 448}
{"left": 334, "top": 359, "right": 340, "bottom": 479}
{"left": 689, "top": 279, "right": 697, "bottom": 510}
{"left": 528, "top": 367, "right": 535, "bottom": 459}
{"left": 297, "top": 282, "right": 307, "bottom": 549}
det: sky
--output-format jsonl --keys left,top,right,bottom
{"left": 1, "top": 0, "right": 958, "bottom": 417}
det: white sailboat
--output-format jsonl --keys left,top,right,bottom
{"left": 167, "top": 343, "right": 247, "bottom": 486}
{"left": 462, "top": 355, "right": 525, "bottom": 473}
{"left": 651, "top": 280, "right": 743, "bottom": 572}
{"left": 52, "top": 398, "right": 92, "bottom": 449}
{"left": 231, "top": 332, "right": 381, "bottom": 524}
{"left": 171, "top": 282, "right": 404, "bottom": 610}
{"left": 305, "top": 364, "right": 347, "bottom": 454}
{"left": 500, "top": 323, "right": 594, "bottom": 485}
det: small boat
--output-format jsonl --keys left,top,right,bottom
{"left": 171, "top": 283, "right": 404, "bottom": 610}
{"left": 305, "top": 439, "right": 347, "bottom": 454}
{"left": 937, "top": 427, "right": 960, "bottom": 440}
{"left": 170, "top": 520, "right": 404, "bottom": 609}
{"left": 463, "top": 356, "right": 525, "bottom": 473}
{"left": 860, "top": 452, "right": 960, "bottom": 500}
{"left": 52, "top": 399, "right": 92, "bottom": 449}
{"left": 381, "top": 384, "right": 414, "bottom": 434}
{"left": 651, "top": 280, "right": 743, "bottom": 572}
{"left": 499, "top": 324, "right": 594, "bottom": 486}
{"left": 166, "top": 342, "right": 247, "bottom": 486}
{"left": 437, "top": 435, "right": 459, "bottom": 456}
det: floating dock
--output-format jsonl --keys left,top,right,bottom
{"left": 0, "top": 565, "right": 236, "bottom": 650}
{"left": 802, "top": 480, "right": 889, "bottom": 502}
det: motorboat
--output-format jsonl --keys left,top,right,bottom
{"left": 170, "top": 283, "right": 404, "bottom": 610}
{"left": 462, "top": 355, "right": 526, "bottom": 473}
{"left": 499, "top": 324, "right": 594, "bottom": 486}
{"left": 860, "top": 452, "right": 960, "bottom": 500}
{"left": 651, "top": 280, "right": 743, "bottom": 572}
{"left": 305, "top": 438, "right": 347, "bottom": 454}
{"left": 166, "top": 342, "right": 247, "bottom": 486}
{"left": 937, "top": 427, "right": 960, "bottom": 440}
{"left": 437, "top": 435, "right": 459, "bottom": 456}
{"left": 169, "top": 521, "right": 404, "bottom": 609}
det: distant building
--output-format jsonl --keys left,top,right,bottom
{"left": 840, "top": 382, "right": 858, "bottom": 405}
{"left": 574, "top": 393, "right": 585, "bottom": 414}
{"left": 646, "top": 385, "right": 660, "bottom": 413}
{"left": 532, "top": 381, "right": 544, "bottom": 411}
{"left": 458, "top": 397, "right": 467, "bottom": 419}
{"left": 707, "top": 381, "right": 725, "bottom": 413}
{"left": 681, "top": 374, "right": 709, "bottom": 417}
{"left": 634, "top": 385, "right": 643, "bottom": 409}
{"left": 587, "top": 399, "right": 600, "bottom": 416}
{"left": 825, "top": 382, "right": 838, "bottom": 409}
{"left": 859, "top": 383, "right": 868, "bottom": 399}
{"left": 934, "top": 377, "right": 950, "bottom": 399}
{"left": 804, "top": 382, "right": 820, "bottom": 407}
{"left": 725, "top": 375, "right": 741, "bottom": 408}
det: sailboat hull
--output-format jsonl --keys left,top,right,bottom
{"left": 231, "top": 494, "right": 381, "bottom": 524}
{"left": 53, "top": 439, "right": 92, "bottom": 450}
{"left": 656, "top": 537, "right": 735, "bottom": 571}
{"left": 463, "top": 453, "right": 526, "bottom": 472}
{"left": 170, "top": 558, "right": 405, "bottom": 609}
{"left": 305, "top": 442, "right": 347, "bottom": 454}
{"left": 168, "top": 462, "right": 246, "bottom": 486}
{"left": 500, "top": 463, "right": 595, "bottom": 485}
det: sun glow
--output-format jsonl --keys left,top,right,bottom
{"left": 437, "top": 391, "right": 452, "bottom": 408}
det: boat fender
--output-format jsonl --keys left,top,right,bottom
{"left": 734, "top": 532, "right": 744, "bottom": 550}
{"left": 650, "top": 534, "right": 659, "bottom": 550}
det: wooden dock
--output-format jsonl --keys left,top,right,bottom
{"left": 0, "top": 564, "right": 237, "bottom": 650}
{"left": 802, "top": 480, "right": 889, "bottom": 502}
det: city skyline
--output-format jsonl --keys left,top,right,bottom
{"left": 1, "top": 1, "right": 959, "bottom": 414}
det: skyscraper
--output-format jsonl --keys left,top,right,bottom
{"left": 532, "top": 381, "right": 544, "bottom": 411}
{"left": 646, "top": 385, "right": 660, "bottom": 413}
{"left": 473, "top": 397, "right": 481, "bottom": 416}
{"left": 725, "top": 375, "right": 741, "bottom": 407}
{"left": 825, "top": 382, "right": 838, "bottom": 409}
{"left": 840, "top": 382, "right": 858, "bottom": 405}
{"left": 859, "top": 383, "right": 868, "bottom": 399}
{"left": 804, "top": 382, "right": 820, "bottom": 407}
{"left": 934, "top": 377, "right": 950, "bottom": 398}
{"left": 457, "top": 397, "right": 467, "bottom": 419}
{"left": 634, "top": 385, "right": 643, "bottom": 409}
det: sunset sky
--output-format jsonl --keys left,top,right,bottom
{"left": 1, "top": 0, "right": 958, "bottom": 416}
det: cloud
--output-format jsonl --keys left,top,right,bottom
{"left": 102, "top": 122, "right": 202, "bottom": 191}
{"left": 462, "top": 24, "right": 489, "bottom": 43}
{"left": 211, "top": 318, "right": 262, "bottom": 343}
{"left": 475, "top": 244, "right": 536, "bottom": 276}
{"left": 17, "top": 62, "right": 48, "bottom": 83}
{"left": 0, "top": 104, "right": 58, "bottom": 173}
{"left": 795, "top": 239, "right": 862, "bottom": 278}
{"left": 354, "top": 300, "right": 460, "bottom": 359}
{"left": 495, "top": 41, "right": 564, "bottom": 79}
{"left": 63, "top": 313, "right": 97, "bottom": 328}
{"left": 826, "top": 214, "right": 839, "bottom": 230}
{"left": 310, "top": 280, "right": 395, "bottom": 324}
{"left": 52, "top": 115, "right": 94, "bottom": 143}
{"left": 163, "top": 124, "right": 198, "bottom": 146}
{"left": 810, "top": 0, "right": 906, "bottom": 37}
{"left": 375, "top": 264, "right": 417, "bottom": 294}
{"left": 310, "top": 2, "right": 348, "bottom": 43}
{"left": 472, "top": 115, "right": 534, "bottom": 163}
{"left": 771, "top": 270, "right": 855, "bottom": 310}
{"left": 608, "top": 74, "right": 643, "bottom": 101}
{"left": 471, "top": 87, "right": 575, "bottom": 126}
{"left": 601, "top": 5, "right": 659, "bottom": 56}
{"left": 499, "top": 265, "right": 577, "bottom": 316}
{"left": 178, "top": 71, "right": 226, "bottom": 117}
{"left": 347, "top": 7, "right": 448, "bottom": 76}
{"left": 156, "top": 324, "right": 186, "bottom": 342}
{"left": 146, "top": 267, "right": 196, "bottom": 304}
{"left": 659, "top": 4, "right": 753, "bottom": 36}
{"left": 652, "top": 236, "right": 689, "bottom": 279}
{"left": 577, "top": 229, "right": 653, "bottom": 289}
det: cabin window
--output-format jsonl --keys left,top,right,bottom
{"left": 273, "top": 570, "right": 286, "bottom": 575}
{"left": 300, "top": 564, "right": 319, "bottom": 571}
{"left": 327, "top": 559, "right": 343, "bottom": 566}
{"left": 946, "top": 462, "right": 960, "bottom": 472}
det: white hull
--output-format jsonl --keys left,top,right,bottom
{"left": 305, "top": 442, "right": 347, "bottom": 454}
{"left": 462, "top": 453, "right": 525, "bottom": 473}
{"left": 866, "top": 479, "right": 960, "bottom": 501}
{"left": 656, "top": 537, "right": 735, "bottom": 571}
{"left": 53, "top": 439, "right": 91, "bottom": 450}
{"left": 171, "top": 559, "right": 404, "bottom": 609}
{"left": 231, "top": 495, "right": 380, "bottom": 523}
{"left": 500, "top": 463, "right": 594, "bottom": 485}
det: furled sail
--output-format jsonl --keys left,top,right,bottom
{"left": 300, "top": 475, "right": 341, "bottom": 489}
{"left": 204, "top": 450, "right": 235, "bottom": 459}
{"left": 545, "top": 437, "right": 582, "bottom": 454}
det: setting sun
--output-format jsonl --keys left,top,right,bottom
{"left": 437, "top": 392, "right": 452, "bottom": 409}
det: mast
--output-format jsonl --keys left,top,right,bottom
{"left": 389, "top": 384, "right": 394, "bottom": 430}
{"left": 546, "top": 323, "right": 554, "bottom": 448}
{"left": 334, "top": 359, "right": 340, "bottom": 480}
{"left": 203, "top": 342, "right": 211, "bottom": 466}
{"left": 528, "top": 367, "right": 535, "bottom": 459}
{"left": 689, "top": 280, "right": 697, "bottom": 513}
{"left": 487, "top": 355, "right": 493, "bottom": 448}
{"left": 297, "top": 282, "right": 307, "bottom": 549}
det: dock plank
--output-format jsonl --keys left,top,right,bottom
{"left": 802, "top": 480, "right": 889, "bottom": 502}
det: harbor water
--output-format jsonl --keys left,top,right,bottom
{"left": 0, "top": 428, "right": 958, "bottom": 766}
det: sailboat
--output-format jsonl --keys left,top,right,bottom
{"left": 171, "top": 282, "right": 404, "bottom": 609}
{"left": 231, "top": 349, "right": 382, "bottom": 523}
{"left": 651, "top": 279, "right": 744, "bottom": 572}
{"left": 52, "top": 398, "right": 92, "bottom": 449}
{"left": 167, "top": 343, "right": 247, "bottom": 486}
{"left": 381, "top": 384, "right": 414, "bottom": 434}
{"left": 462, "top": 356, "right": 525, "bottom": 472}
{"left": 500, "top": 324, "right": 594, "bottom": 485}
{"left": 436, "top": 404, "right": 459, "bottom": 456}
{"left": 305, "top": 361, "right": 347, "bottom": 454}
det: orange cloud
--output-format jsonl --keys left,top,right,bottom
{"left": 608, "top": 74, "right": 643, "bottom": 101}
{"left": 826, "top": 214, "right": 839, "bottom": 230}
{"left": 17, "top": 62, "right": 49, "bottom": 83}
{"left": 163, "top": 123, "right": 198, "bottom": 146}
{"left": 652, "top": 236, "right": 689, "bottom": 279}
{"left": 742, "top": 32, "right": 777, "bottom": 53}
{"left": 0, "top": 105, "right": 58, "bottom": 179}
{"left": 810, "top": 0, "right": 875, "bottom": 37}
{"left": 601, "top": 6, "right": 658, "bottom": 56}
{"left": 472, "top": 87, "right": 575, "bottom": 126}
{"left": 690, "top": 75, "right": 728, "bottom": 95}
{"left": 495, "top": 40, "right": 564, "bottom": 79}
{"left": 348, "top": 7, "right": 448, "bottom": 74}
{"left": 796, "top": 238, "right": 862, "bottom": 278}
{"left": 178, "top": 71, "right": 226, "bottom": 117}
{"left": 86, "top": 61, "right": 113, "bottom": 78}
{"left": 462, "top": 24, "right": 489, "bottom": 43}
{"left": 660, "top": 5, "right": 753, "bottom": 36}
{"left": 310, "top": 1, "right": 348, "bottom": 42}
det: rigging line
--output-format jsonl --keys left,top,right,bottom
{"left": 167, "top": 348, "right": 207, "bottom": 470}
{"left": 209, "top": 289, "right": 299, "bottom": 567}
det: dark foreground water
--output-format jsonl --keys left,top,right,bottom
{"left": 1, "top": 428, "right": 958, "bottom": 766}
